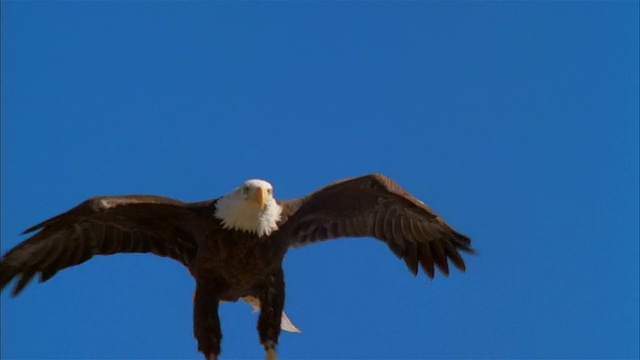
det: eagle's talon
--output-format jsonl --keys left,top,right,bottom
{"left": 266, "top": 348, "right": 277, "bottom": 360}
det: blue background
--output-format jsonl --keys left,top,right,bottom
{"left": 2, "top": 2, "right": 638, "bottom": 359}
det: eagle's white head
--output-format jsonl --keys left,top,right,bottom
{"left": 214, "top": 179, "right": 282, "bottom": 237}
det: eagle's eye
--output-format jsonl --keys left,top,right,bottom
{"left": 242, "top": 186, "right": 250, "bottom": 195}
{"left": 267, "top": 188, "right": 272, "bottom": 195}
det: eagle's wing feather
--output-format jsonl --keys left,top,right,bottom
{"left": 279, "top": 174, "right": 473, "bottom": 278}
{"left": 1, "top": 195, "right": 205, "bottom": 296}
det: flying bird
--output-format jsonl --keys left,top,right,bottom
{"left": 0, "top": 174, "right": 474, "bottom": 360}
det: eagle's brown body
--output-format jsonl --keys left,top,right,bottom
{"left": 188, "top": 208, "right": 291, "bottom": 357}
{"left": 191, "top": 209, "right": 288, "bottom": 301}
{"left": 0, "top": 174, "right": 474, "bottom": 360}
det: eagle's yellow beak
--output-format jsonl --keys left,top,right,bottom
{"left": 255, "top": 187, "right": 267, "bottom": 210}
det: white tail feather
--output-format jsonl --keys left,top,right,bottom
{"left": 241, "top": 296, "right": 301, "bottom": 333}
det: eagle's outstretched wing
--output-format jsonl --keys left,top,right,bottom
{"left": 279, "top": 174, "right": 474, "bottom": 278}
{"left": 1, "top": 195, "right": 206, "bottom": 296}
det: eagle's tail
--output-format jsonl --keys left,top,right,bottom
{"left": 241, "top": 296, "right": 302, "bottom": 333}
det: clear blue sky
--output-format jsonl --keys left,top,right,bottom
{"left": 2, "top": 2, "right": 638, "bottom": 359}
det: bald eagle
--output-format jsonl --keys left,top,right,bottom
{"left": 0, "top": 174, "right": 473, "bottom": 360}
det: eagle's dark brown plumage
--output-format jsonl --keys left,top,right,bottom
{"left": 0, "top": 174, "right": 473, "bottom": 360}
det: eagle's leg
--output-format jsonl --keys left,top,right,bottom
{"left": 257, "top": 268, "right": 285, "bottom": 360}
{"left": 193, "top": 284, "right": 222, "bottom": 360}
